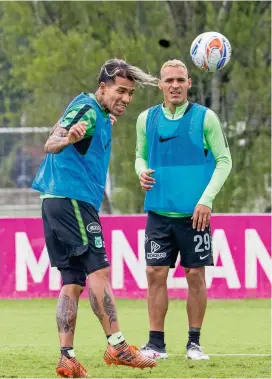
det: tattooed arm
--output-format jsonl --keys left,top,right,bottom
{"left": 44, "top": 126, "right": 69, "bottom": 154}
{"left": 49, "top": 119, "right": 61, "bottom": 136}
{"left": 44, "top": 121, "right": 87, "bottom": 154}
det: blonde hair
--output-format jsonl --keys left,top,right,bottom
{"left": 160, "top": 60, "right": 188, "bottom": 76}
{"left": 99, "top": 58, "right": 158, "bottom": 87}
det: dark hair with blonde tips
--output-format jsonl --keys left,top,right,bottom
{"left": 98, "top": 58, "right": 158, "bottom": 87}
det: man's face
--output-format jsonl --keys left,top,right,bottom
{"left": 159, "top": 66, "right": 192, "bottom": 106}
{"left": 100, "top": 76, "right": 135, "bottom": 116}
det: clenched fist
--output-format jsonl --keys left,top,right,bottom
{"left": 67, "top": 122, "right": 87, "bottom": 144}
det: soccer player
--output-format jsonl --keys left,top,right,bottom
{"left": 135, "top": 60, "right": 232, "bottom": 360}
{"left": 32, "top": 59, "right": 158, "bottom": 377}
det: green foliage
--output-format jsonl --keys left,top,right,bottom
{"left": 0, "top": 1, "right": 270, "bottom": 212}
{"left": 0, "top": 142, "right": 20, "bottom": 187}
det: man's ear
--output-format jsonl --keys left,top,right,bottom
{"left": 158, "top": 80, "right": 162, "bottom": 90}
{"left": 188, "top": 78, "right": 192, "bottom": 89}
{"left": 99, "top": 82, "right": 106, "bottom": 94}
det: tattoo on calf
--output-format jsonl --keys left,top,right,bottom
{"left": 56, "top": 295, "right": 78, "bottom": 334}
{"left": 89, "top": 288, "right": 104, "bottom": 322}
{"left": 103, "top": 289, "right": 117, "bottom": 328}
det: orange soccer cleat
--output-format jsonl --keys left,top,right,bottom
{"left": 104, "top": 342, "right": 157, "bottom": 369}
{"left": 56, "top": 355, "right": 88, "bottom": 378}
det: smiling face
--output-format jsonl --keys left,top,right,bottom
{"left": 99, "top": 76, "right": 136, "bottom": 116}
{"left": 159, "top": 66, "right": 192, "bottom": 109}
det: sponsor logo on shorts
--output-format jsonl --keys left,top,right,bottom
{"left": 95, "top": 236, "right": 103, "bottom": 248}
{"left": 147, "top": 252, "right": 167, "bottom": 260}
{"left": 104, "top": 254, "right": 108, "bottom": 262}
{"left": 151, "top": 241, "right": 160, "bottom": 253}
{"left": 86, "top": 222, "right": 101, "bottom": 234}
{"left": 200, "top": 253, "right": 210, "bottom": 260}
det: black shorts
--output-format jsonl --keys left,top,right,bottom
{"left": 145, "top": 211, "right": 214, "bottom": 268}
{"left": 42, "top": 198, "right": 110, "bottom": 286}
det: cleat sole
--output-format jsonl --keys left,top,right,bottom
{"left": 56, "top": 368, "right": 73, "bottom": 378}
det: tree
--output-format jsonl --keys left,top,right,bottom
{"left": 166, "top": 1, "right": 271, "bottom": 212}
{"left": 0, "top": 1, "right": 270, "bottom": 212}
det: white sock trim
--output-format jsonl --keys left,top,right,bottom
{"left": 107, "top": 331, "right": 125, "bottom": 346}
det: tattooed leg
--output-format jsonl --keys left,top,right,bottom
{"left": 89, "top": 287, "right": 104, "bottom": 323}
{"left": 88, "top": 267, "right": 120, "bottom": 335}
{"left": 56, "top": 284, "right": 82, "bottom": 347}
{"left": 103, "top": 289, "right": 117, "bottom": 328}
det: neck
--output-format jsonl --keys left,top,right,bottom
{"left": 164, "top": 99, "right": 187, "bottom": 114}
{"left": 95, "top": 91, "right": 109, "bottom": 113}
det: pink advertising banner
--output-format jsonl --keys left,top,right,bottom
{"left": 0, "top": 215, "right": 271, "bottom": 299}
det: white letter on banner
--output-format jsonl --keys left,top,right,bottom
{"left": 206, "top": 229, "right": 240, "bottom": 288}
{"left": 111, "top": 230, "right": 147, "bottom": 289}
{"left": 15, "top": 232, "right": 61, "bottom": 291}
{"left": 245, "top": 229, "right": 272, "bottom": 288}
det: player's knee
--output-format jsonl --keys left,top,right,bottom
{"left": 146, "top": 266, "right": 168, "bottom": 286}
{"left": 61, "top": 283, "right": 84, "bottom": 297}
{"left": 186, "top": 268, "right": 206, "bottom": 290}
{"left": 89, "top": 266, "right": 111, "bottom": 281}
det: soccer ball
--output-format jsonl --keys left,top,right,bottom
{"left": 190, "top": 32, "right": 231, "bottom": 72}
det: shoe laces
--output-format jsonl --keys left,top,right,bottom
{"left": 140, "top": 344, "right": 150, "bottom": 351}
{"left": 128, "top": 345, "right": 139, "bottom": 356}
{"left": 189, "top": 342, "right": 204, "bottom": 353}
{"left": 141, "top": 343, "right": 165, "bottom": 353}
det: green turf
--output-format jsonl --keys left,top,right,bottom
{"left": 0, "top": 298, "right": 270, "bottom": 378}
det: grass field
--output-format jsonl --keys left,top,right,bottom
{"left": 0, "top": 298, "right": 270, "bottom": 378}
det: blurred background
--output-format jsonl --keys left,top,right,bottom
{"left": 0, "top": 3, "right": 270, "bottom": 377}
{"left": 0, "top": 1, "right": 270, "bottom": 216}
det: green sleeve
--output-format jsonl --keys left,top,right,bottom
{"left": 198, "top": 109, "right": 232, "bottom": 208}
{"left": 60, "top": 105, "right": 97, "bottom": 139}
{"left": 135, "top": 110, "right": 149, "bottom": 177}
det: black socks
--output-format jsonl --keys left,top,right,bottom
{"left": 148, "top": 330, "right": 165, "bottom": 349}
{"left": 61, "top": 347, "right": 75, "bottom": 359}
{"left": 187, "top": 327, "right": 201, "bottom": 349}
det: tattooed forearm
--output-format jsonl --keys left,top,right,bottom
{"left": 56, "top": 294, "right": 78, "bottom": 334}
{"left": 103, "top": 289, "right": 117, "bottom": 328}
{"left": 89, "top": 288, "right": 104, "bottom": 322}
{"left": 49, "top": 120, "right": 61, "bottom": 136}
{"left": 44, "top": 126, "right": 69, "bottom": 154}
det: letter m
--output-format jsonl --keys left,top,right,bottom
{"left": 16, "top": 232, "right": 60, "bottom": 291}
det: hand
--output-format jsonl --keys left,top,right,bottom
{"left": 109, "top": 114, "right": 117, "bottom": 125}
{"left": 67, "top": 121, "right": 87, "bottom": 144}
{"left": 139, "top": 169, "right": 155, "bottom": 191}
{"left": 191, "top": 204, "right": 211, "bottom": 232}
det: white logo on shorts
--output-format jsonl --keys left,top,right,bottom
{"left": 94, "top": 236, "right": 103, "bottom": 248}
{"left": 200, "top": 253, "right": 210, "bottom": 260}
{"left": 86, "top": 222, "right": 101, "bottom": 234}
{"left": 147, "top": 252, "right": 167, "bottom": 260}
{"left": 151, "top": 241, "right": 160, "bottom": 253}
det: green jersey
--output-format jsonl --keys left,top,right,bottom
{"left": 59, "top": 93, "right": 109, "bottom": 137}
{"left": 41, "top": 94, "right": 109, "bottom": 199}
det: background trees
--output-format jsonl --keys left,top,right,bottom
{"left": 0, "top": 1, "right": 270, "bottom": 212}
